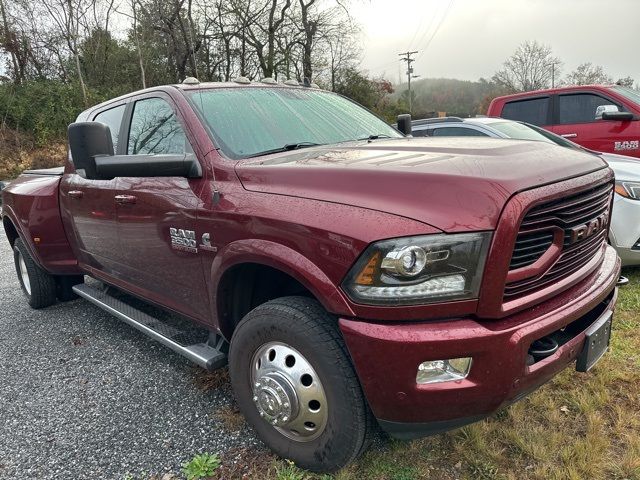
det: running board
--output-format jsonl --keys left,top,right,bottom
{"left": 73, "top": 283, "right": 227, "bottom": 371}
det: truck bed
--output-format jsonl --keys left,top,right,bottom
{"left": 23, "top": 167, "right": 65, "bottom": 176}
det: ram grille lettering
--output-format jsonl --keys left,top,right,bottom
{"left": 568, "top": 212, "right": 609, "bottom": 245}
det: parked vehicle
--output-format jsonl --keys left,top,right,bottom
{"left": 487, "top": 85, "right": 640, "bottom": 158}
{"left": 1, "top": 79, "right": 620, "bottom": 473}
{"left": 411, "top": 116, "right": 640, "bottom": 266}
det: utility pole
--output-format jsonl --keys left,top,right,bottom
{"left": 547, "top": 61, "right": 560, "bottom": 88}
{"left": 399, "top": 51, "right": 419, "bottom": 114}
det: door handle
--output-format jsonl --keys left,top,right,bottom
{"left": 68, "top": 190, "right": 84, "bottom": 199}
{"left": 561, "top": 133, "right": 578, "bottom": 138}
{"left": 115, "top": 195, "right": 137, "bottom": 205}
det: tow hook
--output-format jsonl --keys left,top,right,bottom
{"left": 617, "top": 276, "right": 629, "bottom": 286}
{"left": 526, "top": 336, "right": 559, "bottom": 365}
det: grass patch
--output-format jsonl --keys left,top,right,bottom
{"left": 181, "top": 453, "right": 221, "bottom": 480}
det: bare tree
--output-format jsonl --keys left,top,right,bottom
{"left": 39, "top": 0, "right": 93, "bottom": 104}
{"left": 564, "top": 62, "right": 613, "bottom": 86}
{"left": 493, "top": 40, "right": 562, "bottom": 92}
{"left": 616, "top": 76, "right": 636, "bottom": 89}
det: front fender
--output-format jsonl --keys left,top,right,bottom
{"left": 209, "top": 238, "right": 356, "bottom": 324}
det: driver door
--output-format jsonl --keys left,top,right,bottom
{"left": 112, "top": 94, "right": 210, "bottom": 321}
{"left": 551, "top": 92, "right": 638, "bottom": 155}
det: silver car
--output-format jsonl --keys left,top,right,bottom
{"left": 411, "top": 117, "right": 640, "bottom": 267}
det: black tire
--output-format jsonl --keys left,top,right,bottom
{"left": 55, "top": 275, "right": 85, "bottom": 301}
{"left": 229, "top": 296, "right": 374, "bottom": 473}
{"left": 13, "top": 238, "right": 57, "bottom": 309}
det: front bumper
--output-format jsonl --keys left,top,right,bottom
{"left": 339, "top": 245, "right": 620, "bottom": 439}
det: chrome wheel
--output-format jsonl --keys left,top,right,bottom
{"left": 251, "top": 341, "right": 328, "bottom": 442}
{"left": 18, "top": 251, "right": 31, "bottom": 295}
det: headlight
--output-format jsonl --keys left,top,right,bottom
{"left": 342, "top": 232, "right": 492, "bottom": 305}
{"left": 615, "top": 181, "right": 640, "bottom": 200}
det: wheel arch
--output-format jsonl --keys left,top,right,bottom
{"left": 210, "top": 239, "right": 355, "bottom": 339}
{"left": 2, "top": 214, "right": 19, "bottom": 247}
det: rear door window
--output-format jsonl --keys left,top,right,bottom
{"left": 501, "top": 97, "right": 550, "bottom": 126}
{"left": 94, "top": 104, "right": 126, "bottom": 152}
{"left": 558, "top": 93, "right": 619, "bottom": 124}
{"left": 127, "top": 97, "right": 190, "bottom": 155}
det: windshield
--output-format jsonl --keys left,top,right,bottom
{"left": 612, "top": 86, "right": 640, "bottom": 105}
{"left": 489, "top": 120, "right": 583, "bottom": 151}
{"left": 520, "top": 123, "right": 584, "bottom": 151}
{"left": 186, "top": 87, "right": 402, "bottom": 159}
{"left": 488, "top": 121, "right": 556, "bottom": 143}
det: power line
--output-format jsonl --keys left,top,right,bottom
{"left": 411, "top": 1, "right": 446, "bottom": 54}
{"left": 406, "top": 7, "right": 431, "bottom": 51}
{"left": 416, "top": 0, "right": 454, "bottom": 62}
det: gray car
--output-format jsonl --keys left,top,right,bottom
{"left": 411, "top": 117, "right": 640, "bottom": 267}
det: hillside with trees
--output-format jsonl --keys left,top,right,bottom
{"left": 0, "top": 1, "right": 638, "bottom": 180}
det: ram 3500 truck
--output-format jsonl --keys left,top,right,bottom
{"left": 1, "top": 80, "right": 620, "bottom": 473}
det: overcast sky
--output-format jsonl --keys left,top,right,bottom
{"left": 351, "top": 0, "right": 639, "bottom": 85}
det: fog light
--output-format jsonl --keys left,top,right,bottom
{"left": 416, "top": 357, "right": 472, "bottom": 384}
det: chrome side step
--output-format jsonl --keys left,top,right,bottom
{"left": 73, "top": 283, "right": 227, "bottom": 371}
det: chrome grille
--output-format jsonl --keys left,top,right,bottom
{"left": 505, "top": 182, "right": 613, "bottom": 300}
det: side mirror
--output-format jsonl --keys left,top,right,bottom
{"left": 396, "top": 114, "right": 412, "bottom": 136}
{"left": 595, "top": 104, "right": 634, "bottom": 121}
{"left": 68, "top": 122, "right": 114, "bottom": 179}
{"left": 602, "top": 111, "right": 634, "bottom": 122}
{"left": 95, "top": 154, "right": 202, "bottom": 180}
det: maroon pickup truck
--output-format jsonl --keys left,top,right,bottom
{"left": 1, "top": 79, "right": 621, "bottom": 472}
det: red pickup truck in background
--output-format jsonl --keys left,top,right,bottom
{"left": 1, "top": 80, "right": 621, "bottom": 472}
{"left": 488, "top": 85, "right": 640, "bottom": 158}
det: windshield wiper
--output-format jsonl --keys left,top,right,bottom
{"left": 358, "top": 134, "right": 394, "bottom": 141}
{"left": 246, "top": 142, "right": 322, "bottom": 158}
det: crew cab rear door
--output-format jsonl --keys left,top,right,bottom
{"left": 500, "top": 95, "right": 552, "bottom": 128}
{"left": 113, "top": 93, "right": 210, "bottom": 321}
{"left": 550, "top": 91, "right": 640, "bottom": 157}
{"left": 60, "top": 103, "right": 126, "bottom": 275}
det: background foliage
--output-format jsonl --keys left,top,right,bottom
{"left": 0, "top": 0, "right": 637, "bottom": 163}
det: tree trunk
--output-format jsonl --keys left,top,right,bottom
{"left": 132, "top": 0, "right": 146, "bottom": 88}
{"left": 0, "top": 0, "right": 21, "bottom": 84}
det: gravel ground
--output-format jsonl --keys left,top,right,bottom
{"left": 0, "top": 228, "right": 261, "bottom": 479}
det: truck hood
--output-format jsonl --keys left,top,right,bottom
{"left": 235, "top": 137, "right": 607, "bottom": 231}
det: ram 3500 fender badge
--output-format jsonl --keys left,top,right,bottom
{"left": 614, "top": 140, "right": 639, "bottom": 151}
{"left": 170, "top": 228, "right": 198, "bottom": 253}
{"left": 199, "top": 232, "right": 217, "bottom": 252}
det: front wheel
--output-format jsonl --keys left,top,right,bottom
{"left": 229, "top": 297, "right": 374, "bottom": 473}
